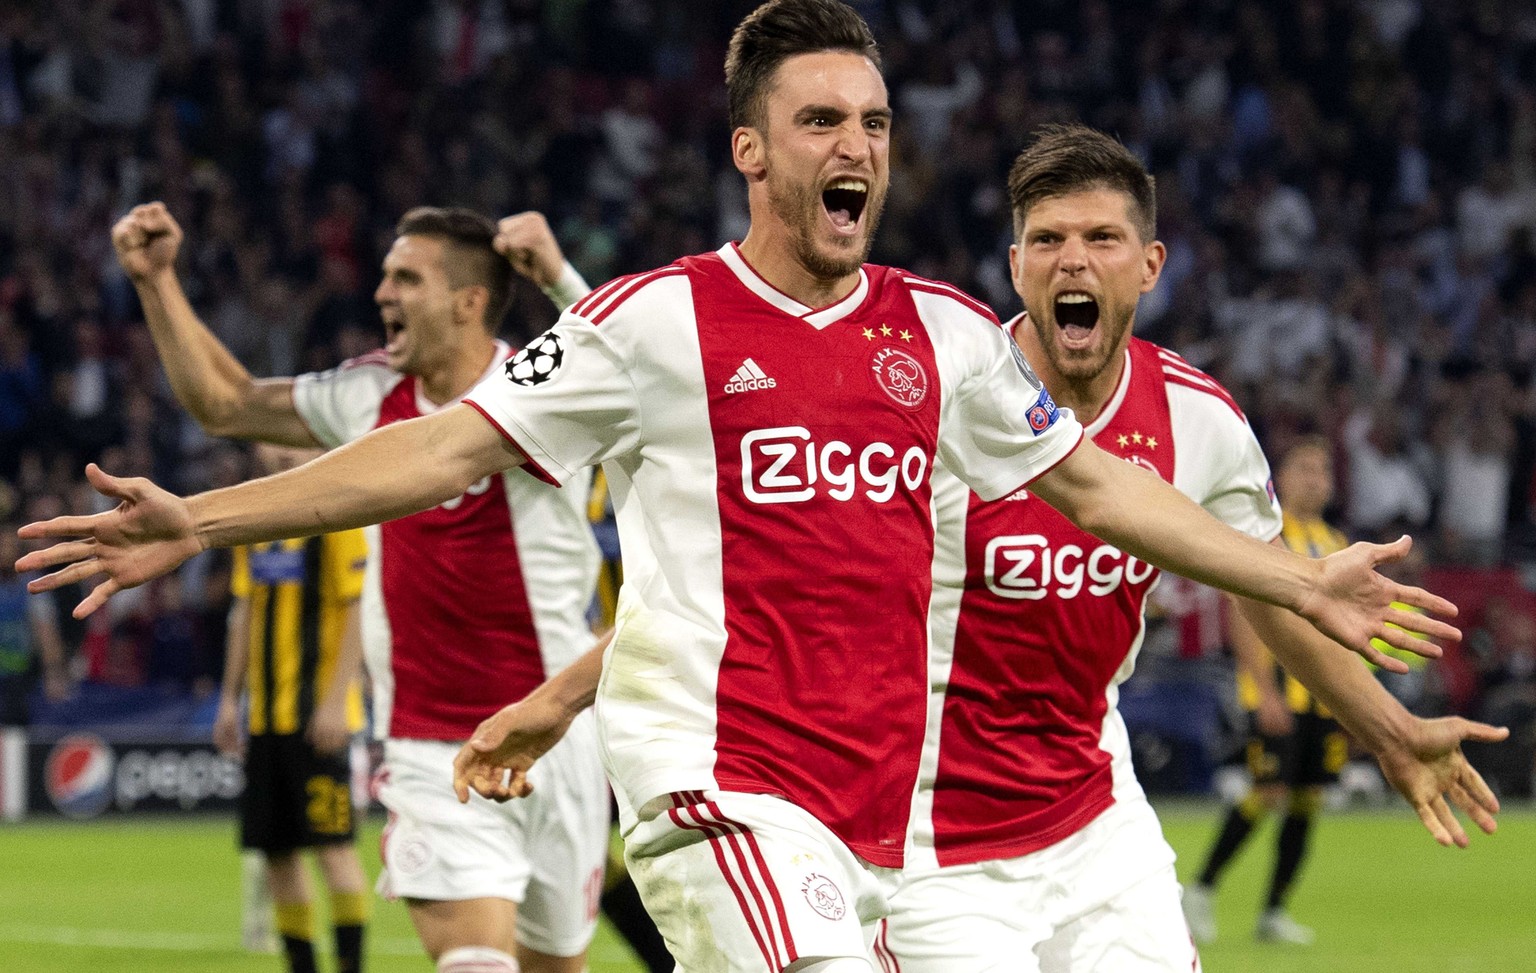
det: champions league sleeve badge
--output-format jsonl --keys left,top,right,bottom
{"left": 505, "top": 330, "right": 564, "bottom": 386}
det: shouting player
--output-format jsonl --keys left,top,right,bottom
{"left": 104, "top": 204, "right": 607, "bottom": 973}
{"left": 23, "top": 4, "right": 1482, "bottom": 971}
{"left": 453, "top": 126, "right": 1506, "bottom": 973}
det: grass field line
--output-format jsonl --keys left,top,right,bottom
{"left": 0, "top": 924, "right": 427, "bottom": 955}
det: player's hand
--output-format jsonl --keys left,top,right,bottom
{"left": 493, "top": 212, "right": 565, "bottom": 290}
{"left": 452, "top": 691, "right": 578, "bottom": 803}
{"left": 111, "top": 202, "right": 184, "bottom": 282}
{"left": 1256, "top": 695, "right": 1294, "bottom": 736}
{"left": 1374, "top": 715, "right": 1508, "bottom": 848}
{"left": 16, "top": 464, "right": 203, "bottom": 618}
{"left": 307, "top": 700, "right": 352, "bottom": 755}
{"left": 1297, "top": 536, "right": 1457, "bottom": 673}
{"left": 213, "top": 697, "right": 244, "bottom": 758}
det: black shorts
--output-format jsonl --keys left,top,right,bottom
{"left": 240, "top": 733, "right": 356, "bottom": 854}
{"left": 1244, "top": 709, "right": 1348, "bottom": 789}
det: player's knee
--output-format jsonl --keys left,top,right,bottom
{"left": 438, "top": 945, "right": 520, "bottom": 972}
{"left": 784, "top": 957, "right": 876, "bottom": 973}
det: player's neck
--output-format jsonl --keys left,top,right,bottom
{"left": 417, "top": 335, "right": 498, "bottom": 406}
{"left": 737, "top": 231, "right": 861, "bottom": 309}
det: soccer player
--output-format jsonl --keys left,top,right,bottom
{"left": 213, "top": 443, "right": 372, "bottom": 973}
{"left": 1184, "top": 437, "right": 1353, "bottom": 946}
{"left": 21, "top": 3, "right": 1479, "bottom": 971}
{"left": 871, "top": 127, "right": 1505, "bottom": 972}
{"left": 453, "top": 126, "right": 1507, "bottom": 973}
{"left": 103, "top": 203, "right": 608, "bottom": 973}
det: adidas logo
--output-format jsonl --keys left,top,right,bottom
{"left": 724, "top": 358, "right": 777, "bottom": 393}
{"left": 1003, "top": 488, "right": 1029, "bottom": 501}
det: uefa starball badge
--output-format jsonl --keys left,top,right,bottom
{"left": 506, "top": 331, "right": 564, "bottom": 386}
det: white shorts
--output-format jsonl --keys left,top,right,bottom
{"left": 624, "top": 790, "right": 900, "bottom": 973}
{"left": 881, "top": 799, "right": 1199, "bottom": 973}
{"left": 375, "top": 712, "right": 610, "bottom": 956}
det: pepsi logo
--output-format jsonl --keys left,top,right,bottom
{"left": 45, "top": 733, "right": 115, "bottom": 819}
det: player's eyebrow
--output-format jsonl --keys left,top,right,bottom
{"left": 795, "top": 104, "right": 847, "bottom": 124}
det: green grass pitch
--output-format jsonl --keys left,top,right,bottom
{"left": 0, "top": 803, "right": 1530, "bottom": 971}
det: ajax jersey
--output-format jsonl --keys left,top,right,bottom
{"left": 293, "top": 342, "right": 599, "bottom": 741}
{"left": 465, "top": 244, "right": 1083, "bottom": 867}
{"left": 913, "top": 333, "right": 1282, "bottom": 868}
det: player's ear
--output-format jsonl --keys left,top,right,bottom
{"left": 1139, "top": 240, "right": 1167, "bottom": 295}
{"left": 455, "top": 284, "right": 490, "bottom": 323}
{"left": 733, "top": 127, "right": 766, "bottom": 180}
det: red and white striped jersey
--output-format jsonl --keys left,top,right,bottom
{"left": 911, "top": 332, "right": 1281, "bottom": 868}
{"left": 464, "top": 245, "right": 1084, "bottom": 867}
{"left": 293, "top": 341, "right": 598, "bottom": 741}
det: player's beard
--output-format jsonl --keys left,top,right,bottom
{"left": 1030, "top": 298, "right": 1133, "bottom": 383}
{"left": 767, "top": 171, "right": 884, "bottom": 283}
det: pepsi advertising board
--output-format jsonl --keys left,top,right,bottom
{"left": 28, "top": 733, "right": 243, "bottom": 819}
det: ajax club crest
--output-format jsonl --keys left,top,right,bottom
{"left": 871, "top": 346, "right": 929, "bottom": 408}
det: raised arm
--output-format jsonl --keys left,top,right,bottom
{"left": 1029, "top": 440, "right": 1459, "bottom": 660}
{"left": 112, "top": 202, "right": 317, "bottom": 445}
{"left": 493, "top": 211, "right": 592, "bottom": 311}
{"left": 19, "top": 405, "right": 522, "bottom": 617}
{"left": 1234, "top": 581, "right": 1507, "bottom": 847}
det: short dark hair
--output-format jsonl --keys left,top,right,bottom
{"left": 725, "top": 0, "right": 881, "bottom": 131}
{"left": 394, "top": 207, "right": 512, "bottom": 327}
{"left": 1007, "top": 124, "right": 1157, "bottom": 243}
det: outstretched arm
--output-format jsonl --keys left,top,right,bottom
{"left": 453, "top": 629, "right": 610, "bottom": 802}
{"left": 1029, "top": 440, "right": 1458, "bottom": 661}
{"left": 112, "top": 202, "right": 316, "bottom": 445}
{"left": 19, "top": 405, "right": 522, "bottom": 617}
{"left": 1234, "top": 577, "right": 1506, "bottom": 847}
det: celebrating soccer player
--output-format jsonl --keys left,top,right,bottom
{"left": 103, "top": 203, "right": 607, "bottom": 973}
{"left": 22, "top": 3, "right": 1491, "bottom": 971}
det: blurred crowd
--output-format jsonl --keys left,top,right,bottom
{"left": 0, "top": 0, "right": 1534, "bottom": 783}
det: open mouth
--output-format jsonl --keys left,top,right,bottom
{"left": 1054, "top": 293, "right": 1099, "bottom": 342}
{"left": 822, "top": 178, "right": 868, "bottom": 232}
{"left": 383, "top": 316, "right": 405, "bottom": 350}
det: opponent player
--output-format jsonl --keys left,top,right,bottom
{"left": 453, "top": 127, "right": 1507, "bottom": 973}
{"left": 104, "top": 204, "right": 607, "bottom": 973}
{"left": 23, "top": 3, "right": 1474, "bottom": 971}
{"left": 214, "top": 442, "right": 371, "bottom": 973}
{"left": 1183, "top": 437, "right": 1353, "bottom": 946}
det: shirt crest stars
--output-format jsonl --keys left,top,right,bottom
{"left": 862, "top": 324, "right": 912, "bottom": 341}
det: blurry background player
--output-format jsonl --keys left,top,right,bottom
{"left": 213, "top": 442, "right": 370, "bottom": 973}
{"left": 108, "top": 202, "right": 607, "bottom": 973}
{"left": 1184, "top": 436, "right": 1353, "bottom": 946}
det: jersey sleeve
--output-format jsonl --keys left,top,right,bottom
{"left": 230, "top": 545, "right": 251, "bottom": 599}
{"left": 462, "top": 313, "right": 643, "bottom": 487}
{"left": 1169, "top": 387, "right": 1283, "bottom": 541}
{"left": 291, "top": 357, "right": 392, "bottom": 448}
{"left": 321, "top": 529, "right": 369, "bottom": 603}
{"left": 922, "top": 294, "right": 1084, "bottom": 501}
